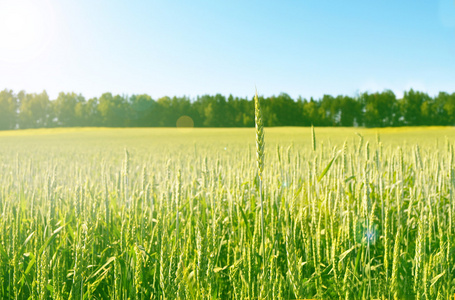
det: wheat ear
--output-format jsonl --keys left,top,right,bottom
{"left": 255, "top": 89, "right": 265, "bottom": 258}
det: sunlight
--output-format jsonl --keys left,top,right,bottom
{"left": 0, "top": 0, "right": 54, "bottom": 63}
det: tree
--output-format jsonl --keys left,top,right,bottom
{"left": 97, "top": 93, "right": 129, "bottom": 127}
{"left": 193, "top": 94, "right": 228, "bottom": 127}
{"left": 129, "top": 94, "right": 155, "bottom": 127}
{"left": 18, "top": 91, "right": 52, "bottom": 129}
{"left": 1, "top": 88, "right": 455, "bottom": 129}
{"left": 170, "top": 96, "right": 194, "bottom": 126}
{"left": 74, "top": 97, "right": 100, "bottom": 126}
{"left": 53, "top": 92, "right": 85, "bottom": 127}
{"left": 265, "top": 93, "right": 301, "bottom": 126}
{"left": 430, "top": 92, "right": 455, "bottom": 126}
{"left": 399, "top": 89, "right": 430, "bottom": 126}
{"left": 336, "top": 95, "right": 362, "bottom": 127}
{"left": 362, "top": 90, "right": 397, "bottom": 127}
{"left": 0, "top": 89, "right": 17, "bottom": 130}
{"left": 302, "top": 98, "right": 321, "bottom": 126}
{"left": 151, "top": 96, "right": 172, "bottom": 126}
{"left": 319, "top": 95, "right": 337, "bottom": 126}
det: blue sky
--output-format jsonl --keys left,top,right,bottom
{"left": 0, "top": 0, "right": 454, "bottom": 100}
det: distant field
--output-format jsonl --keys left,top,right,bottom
{"left": 1, "top": 127, "right": 454, "bottom": 299}
{"left": 1, "top": 125, "right": 454, "bottom": 148}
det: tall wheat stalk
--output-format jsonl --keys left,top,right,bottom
{"left": 311, "top": 125, "right": 316, "bottom": 152}
{"left": 255, "top": 89, "right": 265, "bottom": 258}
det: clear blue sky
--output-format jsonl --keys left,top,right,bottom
{"left": 0, "top": 0, "right": 454, "bottom": 100}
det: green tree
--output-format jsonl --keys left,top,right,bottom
{"left": 53, "top": 92, "right": 86, "bottom": 127}
{"left": 336, "top": 95, "right": 362, "bottom": 127}
{"left": 0, "top": 89, "right": 18, "bottom": 130}
{"left": 75, "top": 97, "right": 100, "bottom": 126}
{"left": 302, "top": 98, "right": 321, "bottom": 126}
{"left": 18, "top": 91, "right": 52, "bottom": 129}
{"left": 433, "top": 92, "right": 455, "bottom": 125}
{"left": 362, "top": 90, "right": 397, "bottom": 127}
{"left": 151, "top": 96, "right": 172, "bottom": 126}
{"left": 319, "top": 95, "right": 337, "bottom": 126}
{"left": 264, "top": 93, "right": 301, "bottom": 126}
{"left": 193, "top": 94, "right": 228, "bottom": 127}
{"left": 170, "top": 96, "right": 194, "bottom": 126}
{"left": 399, "top": 89, "right": 430, "bottom": 126}
{"left": 129, "top": 94, "right": 155, "bottom": 127}
{"left": 97, "top": 93, "right": 129, "bottom": 127}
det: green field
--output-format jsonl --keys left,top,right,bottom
{"left": 1, "top": 127, "right": 455, "bottom": 299}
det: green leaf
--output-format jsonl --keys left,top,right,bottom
{"left": 238, "top": 204, "right": 252, "bottom": 240}
{"left": 38, "top": 225, "right": 65, "bottom": 254}
{"left": 20, "top": 225, "right": 67, "bottom": 283}
{"left": 87, "top": 256, "right": 116, "bottom": 280}
{"left": 213, "top": 266, "right": 228, "bottom": 273}
{"left": 0, "top": 243, "right": 9, "bottom": 261}
{"left": 318, "top": 150, "right": 341, "bottom": 182}
{"left": 344, "top": 175, "right": 356, "bottom": 183}
{"left": 430, "top": 271, "right": 445, "bottom": 288}
{"left": 19, "top": 231, "right": 35, "bottom": 254}
{"left": 339, "top": 245, "right": 356, "bottom": 263}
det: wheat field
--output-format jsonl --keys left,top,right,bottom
{"left": 1, "top": 126, "right": 455, "bottom": 299}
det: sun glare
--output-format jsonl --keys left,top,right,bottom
{"left": 0, "top": 0, "right": 54, "bottom": 63}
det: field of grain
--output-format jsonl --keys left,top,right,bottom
{"left": 1, "top": 126, "right": 455, "bottom": 299}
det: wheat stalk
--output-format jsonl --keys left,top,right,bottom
{"left": 311, "top": 124, "right": 316, "bottom": 152}
{"left": 255, "top": 89, "right": 266, "bottom": 261}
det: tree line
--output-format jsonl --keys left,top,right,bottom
{"left": 1, "top": 88, "right": 455, "bottom": 130}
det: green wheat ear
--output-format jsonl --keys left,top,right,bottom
{"left": 255, "top": 88, "right": 266, "bottom": 260}
{"left": 255, "top": 89, "right": 264, "bottom": 180}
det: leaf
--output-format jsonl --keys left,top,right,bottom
{"left": 85, "top": 265, "right": 112, "bottom": 298}
{"left": 213, "top": 266, "right": 228, "bottom": 273}
{"left": 21, "top": 225, "right": 67, "bottom": 282}
{"left": 238, "top": 205, "right": 252, "bottom": 240}
{"left": 19, "top": 232, "right": 35, "bottom": 254}
{"left": 291, "top": 184, "right": 303, "bottom": 201}
{"left": 23, "top": 254, "right": 36, "bottom": 276}
{"left": 430, "top": 271, "right": 445, "bottom": 288}
{"left": 344, "top": 175, "right": 356, "bottom": 183}
{"left": 0, "top": 243, "right": 9, "bottom": 261}
{"left": 38, "top": 225, "right": 65, "bottom": 254}
{"left": 87, "top": 257, "right": 116, "bottom": 280}
{"left": 339, "top": 245, "right": 356, "bottom": 263}
{"left": 318, "top": 150, "right": 342, "bottom": 182}
{"left": 354, "top": 245, "right": 363, "bottom": 277}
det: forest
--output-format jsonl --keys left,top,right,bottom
{"left": 1, "top": 88, "right": 455, "bottom": 130}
